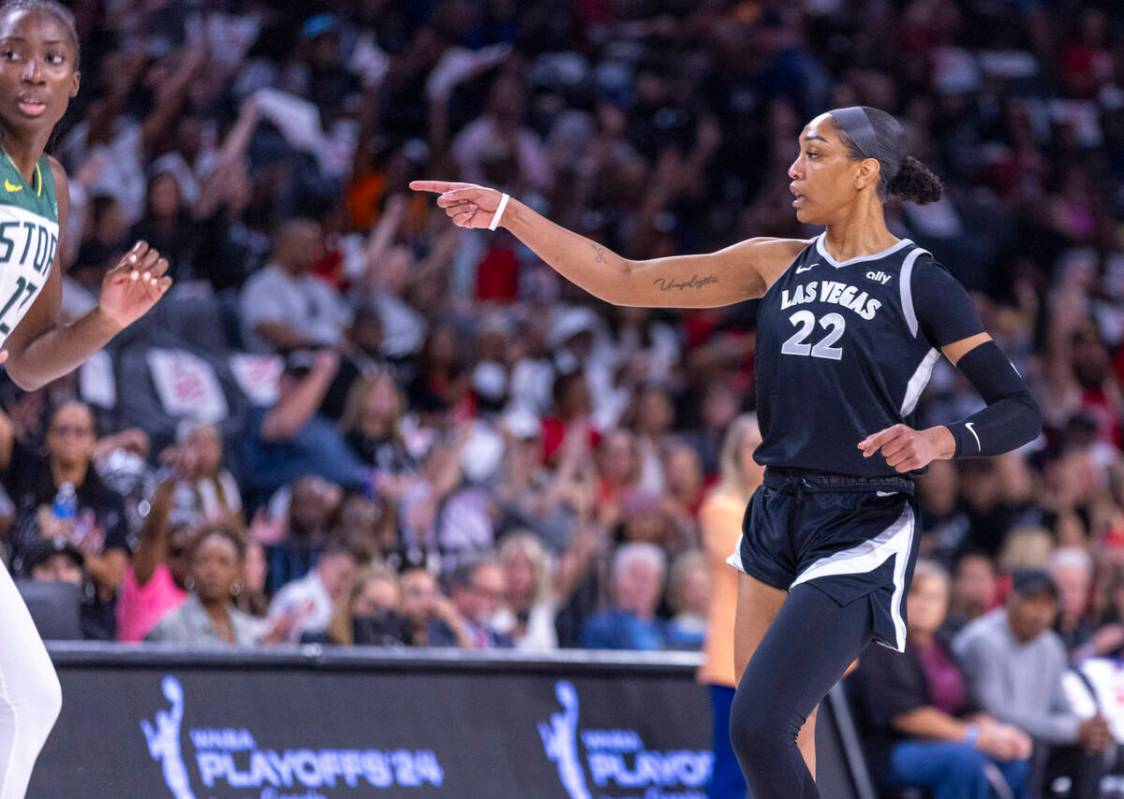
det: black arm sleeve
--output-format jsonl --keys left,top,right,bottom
{"left": 946, "top": 341, "right": 1042, "bottom": 458}
{"left": 912, "top": 259, "right": 985, "bottom": 348}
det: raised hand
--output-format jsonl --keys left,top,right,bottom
{"left": 410, "top": 180, "right": 504, "bottom": 229}
{"left": 98, "top": 241, "right": 172, "bottom": 330}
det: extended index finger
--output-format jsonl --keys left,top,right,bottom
{"left": 409, "top": 180, "right": 472, "bottom": 194}
{"left": 858, "top": 425, "right": 906, "bottom": 456}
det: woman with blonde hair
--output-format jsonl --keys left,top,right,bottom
{"left": 698, "top": 414, "right": 763, "bottom": 799}
{"left": 494, "top": 531, "right": 559, "bottom": 650}
{"left": 319, "top": 562, "right": 407, "bottom": 647}
{"left": 340, "top": 370, "right": 413, "bottom": 475}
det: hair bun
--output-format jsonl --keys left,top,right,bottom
{"left": 888, "top": 156, "right": 943, "bottom": 205}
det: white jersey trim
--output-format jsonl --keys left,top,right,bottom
{"left": 789, "top": 502, "right": 916, "bottom": 652}
{"left": 815, "top": 233, "right": 913, "bottom": 268}
{"left": 899, "top": 246, "right": 932, "bottom": 338}
{"left": 900, "top": 347, "right": 941, "bottom": 416}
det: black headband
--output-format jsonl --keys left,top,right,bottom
{"left": 830, "top": 106, "right": 878, "bottom": 157}
{"left": 829, "top": 106, "right": 904, "bottom": 183}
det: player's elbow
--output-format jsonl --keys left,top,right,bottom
{"left": 1013, "top": 390, "right": 1043, "bottom": 446}
{"left": 4, "top": 356, "right": 45, "bottom": 392}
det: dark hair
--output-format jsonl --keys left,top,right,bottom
{"left": 188, "top": 525, "right": 247, "bottom": 564}
{"left": 831, "top": 106, "right": 943, "bottom": 205}
{"left": 0, "top": 0, "right": 80, "bottom": 69}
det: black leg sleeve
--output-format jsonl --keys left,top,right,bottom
{"left": 729, "top": 584, "right": 875, "bottom": 799}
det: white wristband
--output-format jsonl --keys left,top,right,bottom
{"left": 488, "top": 192, "right": 510, "bottom": 231}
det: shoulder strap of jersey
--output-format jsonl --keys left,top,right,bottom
{"left": 900, "top": 245, "right": 932, "bottom": 338}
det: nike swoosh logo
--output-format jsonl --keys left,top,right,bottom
{"left": 4, "top": 180, "right": 22, "bottom": 193}
{"left": 796, "top": 262, "right": 818, "bottom": 274}
{"left": 966, "top": 422, "right": 981, "bottom": 451}
{"left": 876, "top": 491, "right": 898, "bottom": 497}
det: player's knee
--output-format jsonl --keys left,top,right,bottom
{"left": 728, "top": 686, "right": 794, "bottom": 761}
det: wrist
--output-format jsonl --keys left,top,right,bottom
{"left": 499, "top": 196, "right": 525, "bottom": 231}
{"left": 924, "top": 426, "right": 956, "bottom": 460}
{"left": 89, "top": 304, "right": 126, "bottom": 336}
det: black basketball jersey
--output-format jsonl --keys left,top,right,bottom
{"left": 753, "top": 232, "right": 959, "bottom": 478}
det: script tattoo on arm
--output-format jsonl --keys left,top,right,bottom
{"left": 591, "top": 243, "right": 606, "bottom": 263}
{"left": 653, "top": 275, "right": 719, "bottom": 292}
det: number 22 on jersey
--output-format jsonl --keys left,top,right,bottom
{"left": 781, "top": 310, "right": 845, "bottom": 361}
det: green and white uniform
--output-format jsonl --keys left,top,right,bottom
{"left": 0, "top": 152, "right": 57, "bottom": 342}
{"left": 0, "top": 152, "right": 63, "bottom": 799}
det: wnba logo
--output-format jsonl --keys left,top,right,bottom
{"left": 538, "top": 680, "right": 713, "bottom": 799}
{"left": 140, "top": 675, "right": 445, "bottom": 798}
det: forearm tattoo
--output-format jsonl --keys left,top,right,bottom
{"left": 653, "top": 275, "right": 718, "bottom": 292}
{"left": 591, "top": 243, "right": 606, "bottom": 263}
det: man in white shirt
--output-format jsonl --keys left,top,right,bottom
{"left": 240, "top": 218, "right": 352, "bottom": 352}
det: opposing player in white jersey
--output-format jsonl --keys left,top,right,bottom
{"left": 0, "top": 3, "right": 171, "bottom": 797}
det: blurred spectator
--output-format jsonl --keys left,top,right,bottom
{"left": 238, "top": 350, "right": 368, "bottom": 507}
{"left": 582, "top": 543, "right": 667, "bottom": 651}
{"left": 942, "top": 551, "right": 997, "bottom": 638}
{"left": 954, "top": 571, "right": 1110, "bottom": 799}
{"left": 430, "top": 559, "right": 512, "bottom": 649}
{"left": 340, "top": 371, "right": 415, "bottom": 477}
{"left": 2, "top": 401, "right": 129, "bottom": 637}
{"left": 493, "top": 532, "right": 558, "bottom": 650}
{"left": 850, "top": 561, "right": 1031, "bottom": 798}
{"left": 240, "top": 218, "right": 351, "bottom": 352}
{"left": 266, "top": 541, "right": 360, "bottom": 643}
{"left": 666, "top": 550, "right": 709, "bottom": 651}
{"left": 116, "top": 481, "right": 189, "bottom": 643}
{"left": 16, "top": 537, "right": 112, "bottom": 641}
{"left": 310, "top": 562, "right": 409, "bottom": 647}
{"left": 1049, "top": 546, "right": 1096, "bottom": 653}
{"left": 698, "top": 414, "right": 762, "bottom": 799}
{"left": 399, "top": 566, "right": 471, "bottom": 648}
{"left": 146, "top": 527, "right": 297, "bottom": 646}
{"left": 160, "top": 422, "right": 243, "bottom": 527}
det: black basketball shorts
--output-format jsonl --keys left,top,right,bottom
{"left": 727, "top": 467, "right": 920, "bottom": 652}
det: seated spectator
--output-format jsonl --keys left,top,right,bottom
{"left": 850, "top": 560, "right": 1031, "bottom": 798}
{"left": 320, "top": 306, "right": 393, "bottom": 421}
{"left": 255, "top": 475, "right": 345, "bottom": 594}
{"left": 239, "top": 217, "right": 352, "bottom": 352}
{"left": 666, "top": 550, "right": 709, "bottom": 651}
{"left": 494, "top": 532, "right": 558, "bottom": 650}
{"left": 663, "top": 443, "right": 705, "bottom": 532}
{"left": 340, "top": 371, "right": 416, "bottom": 478}
{"left": 3, "top": 401, "right": 130, "bottom": 636}
{"left": 942, "top": 551, "right": 997, "bottom": 637}
{"left": 238, "top": 350, "right": 368, "bottom": 506}
{"left": 266, "top": 541, "right": 360, "bottom": 642}
{"left": 16, "top": 537, "right": 113, "bottom": 641}
{"left": 116, "top": 481, "right": 189, "bottom": 642}
{"left": 311, "top": 563, "right": 408, "bottom": 646}
{"left": 146, "top": 527, "right": 298, "bottom": 646}
{"left": 1049, "top": 546, "right": 1096, "bottom": 652}
{"left": 399, "top": 567, "right": 471, "bottom": 648}
{"left": 582, "top": 543, "right": 668, "bottom": 651}
{"left": 161, "top": 422, "right": 243, "bottom": 527}
{"left": 430, "top": 559, "right": 513, "bottom": 649}
{"left": 954, "top": 570, "right": 1112, "bottom": 799}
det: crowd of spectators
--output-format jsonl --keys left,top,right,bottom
{"left": 2, "top": 0, "right": 1124, "bottom": 793}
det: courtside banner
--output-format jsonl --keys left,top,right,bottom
{"left": 31, "top": 646, "right": 866, "bottom": 799}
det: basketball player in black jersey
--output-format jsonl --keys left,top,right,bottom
{"left": 413, "top": 105, "right": 1040, "bottom": 798}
